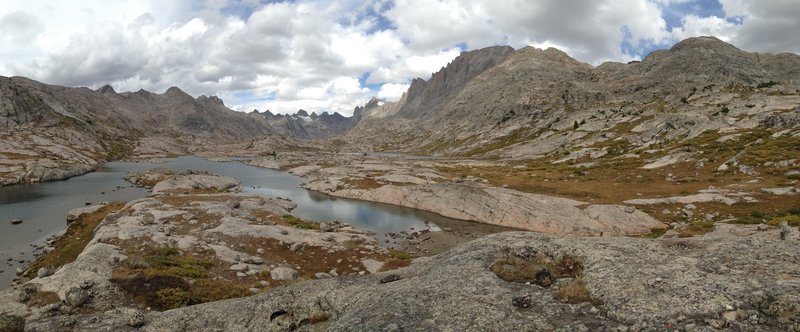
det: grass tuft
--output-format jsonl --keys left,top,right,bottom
{"left": 26, "top": 203, "right": 124, "bottom": 277}
{"left": 282, "top": 215, "right": 320, "bottom": 230}
{"left": 677, "top": 220, "right": 715, "bottom": 237}
{"left": 387, "top": 249, "right": 413, "bottom": 260}
{"left": 554, "top": 277, "right": 592, "bottom": 304}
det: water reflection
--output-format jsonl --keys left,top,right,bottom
{"left": 0, "top": 185, "right": 47, "bottom": 205}
{"left": 0, "top": 156, "right": 471, "bottom": 288}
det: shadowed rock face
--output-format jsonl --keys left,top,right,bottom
{"left": 20, "top": 229, "right": 800, "bottom": 331}
{"left": 398, "top": 45, "right": 516, "bottom": 120}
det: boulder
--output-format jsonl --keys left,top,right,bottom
{"left": 319, "top": 222, "right": 333, "bottom": 232}
{"left": 36, "top": 266, "right": 57, "bottom": 278}
{"left": 65, "top": 287, "right": 90, "bottom": 307}
{"left": 289, "top": 243, "right": 305, "bottom": 252}
{"left": 270, "top": 267, "right": 299, "bottom": 281}
{"left": 67, "top": 205, "right": 105, "bottom": 223}
{"left": 761, "top": 187, "right": 798, "bottom": 196}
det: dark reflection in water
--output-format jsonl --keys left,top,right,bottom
{"left": 0, "top": 184, "right": 47, "bottom": 205}
{"left": 1, "top": 156, "right": 501, "bottom": 289}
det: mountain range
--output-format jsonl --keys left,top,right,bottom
{"left": 1, "top": 36, "right": 799, "bottom": 185}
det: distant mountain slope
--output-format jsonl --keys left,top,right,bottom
{"left": 0, "top": 77, "right": 275, "bottom": 186}
{"left": 257, "top": 108, "right": 363, "bottom": 139}
{"left": 346, "top": 36, "right": 800, "bottom": 158}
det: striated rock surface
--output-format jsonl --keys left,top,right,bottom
{"left": 305, "top": 181, "right": 664, "bottom": 236}
{"left": 21, "top": 229, "right": 800, "bottom": 331}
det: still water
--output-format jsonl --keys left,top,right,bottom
{"left": 0, "top": 156, "right": 478, "bottom": 288}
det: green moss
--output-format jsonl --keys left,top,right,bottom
{"left": 387, "top": 249, "right": 413, "bottom": 260}
{"left": 152, "top": 280, "right": 251, "bottom": 310}
{"left": 132, "top": 248, "right": 214, "bottom": 278}
{"left": 592, "top": 138, "right": 635, "bottom": 157}
{"left": 0, "top": 314, "right": 25, "bottom": 332}
{"left": 678, "top": 220, "right": 715, "bottom": 237}
{"left": 27, "top": 204, "right": 123, "bottom": 277}
{"left": 106, "top": 139, "right": 133, "bottom": 160}
{"left": 282, "top": 215, "right": 320, "bottom": 230}
{"left": 738, "top": 134, "right": 800, "bottom": 165}
{"left": 462, "top": 128, "right": 531, "bottom": 157}
{"left": 729, "top": 217, "right": 763, "bottom": 225}
{"left": 637, "top": 228, "right": 667, "bottom": 239}
{"left": 768, "top": 215, "right": 800, "bottom": 227}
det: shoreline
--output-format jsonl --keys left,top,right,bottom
{"left": 245, "top": 155, "right": 668, "bottom": 237}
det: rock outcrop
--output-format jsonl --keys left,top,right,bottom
{"left": 307, "top": 180, "right": 663, "bottom": 236}
{"left": 20, "top": 227, "right": 800, "bottom": 331}
{"left": 0, "top": 77, "right": 279, "bottom": 186}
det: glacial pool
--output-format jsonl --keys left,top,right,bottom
{"left": 0, "top": 156, "right": 504, "bottom": 288}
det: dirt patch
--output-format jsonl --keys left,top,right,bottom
{"left": 25, "top": 291, "right": 60, "bottom": 307}
{"left": 491, "top": 250, "right": 594, "bottom": 304}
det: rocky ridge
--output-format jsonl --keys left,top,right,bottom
{"left": 344, "top": 37, "right": 800, "bottom": 161}
{"left": 11, "top": 226, "right": 800, "bottom": 331}
{"left": 0, "top": 77, "right": 282, "bottom": 186}
{"left": 258, "top": 108, "right": 363, "bottom": 139}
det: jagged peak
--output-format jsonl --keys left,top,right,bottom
{"left": 198, "top": 95, "right": 225, "bottom": 106}
{"left": 458, "top": 45, "right": 515, "bottom": 59}
{"left": 295, "top": 109, "right": 309, "bottom": 117}
{"left": 319, "top": 111, "right": 346, "bottom": 119}
{"left": 96, "top": 84, "right": 116, "bottom": 94}
{"left": 365, "top": 97, "right": 383, "bottom": 109}
{"left": 164, "top": 86, "right": 190, "bottom": 97}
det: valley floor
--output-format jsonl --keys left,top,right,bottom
{"left": 1, "top": 151, "right": 799, "bottom": 331}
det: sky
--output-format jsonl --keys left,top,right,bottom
{"left": 0, "top": 0, "right": 798, "bottom": 116}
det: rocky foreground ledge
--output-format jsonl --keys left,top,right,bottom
{"left": 6, "top": 224, "right": 799, "bottom": 331}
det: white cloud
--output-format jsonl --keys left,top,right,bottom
{"left": 0, "top": 0, "right": 798, "bottom": 118}
{"left": 719, "top": 0, "right": 749, "bottom": 17}
{"left": 376, "top": 83, "right": 410, "bottom": 101}
{"left": 671, "top": 15, "right": 740, "bottom": 42}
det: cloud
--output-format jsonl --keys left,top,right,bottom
{"left": 0, "top": 0, "right": 797, "bottom": 117}
{"left": 0, "top": 11, "right": 43, "bottom": 46}
{"left": 377, "top": 83, "right": 410, "bottom": 101}
{"left": 725, "top": 0, "right": 800, "bottom": 53}
{"left": 671, "top": 15, "right": 739, "bottom": 42}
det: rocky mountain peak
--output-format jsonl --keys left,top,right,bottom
{"left": 397, "top": 45, "right": 515, "bottom": 119}
{"left": 133, "top": 88, "right": 151, "bottom": 96}
{"left": 295, "top": 110, "right": 309, "bottom": 117}
{"left": 96, "top": 84, "right": 116, "bottom": 94}
{"left": 669, "top": 36, "right": 740, "bottom": 53}
{"left": 640, "top": 35, "right": 767, "bottom": 85}
{"left": 364, "top": 97, "right": 382, "bottom": 109}
{"left": 198, "top": 95, "right": 226, "bottom": 106}
{"left": 163, "top": 86, "right": 192, "bottom": 99}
